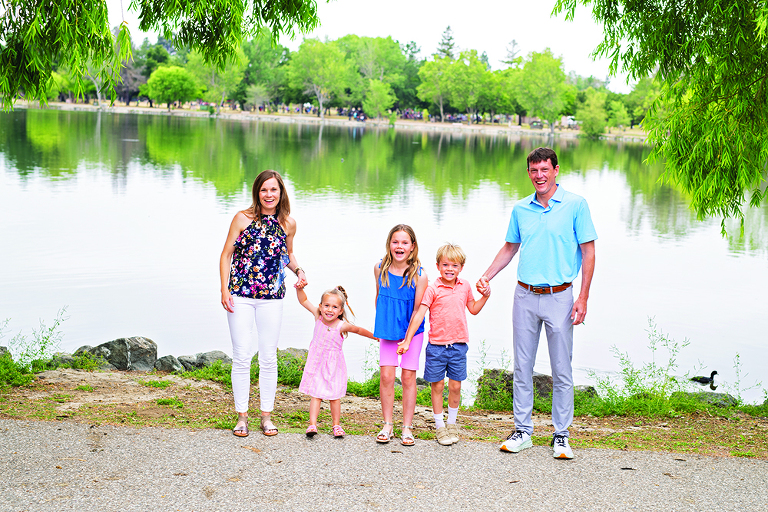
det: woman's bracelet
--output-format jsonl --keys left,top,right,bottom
{"left": 293, "top": 267, "right": 304, "bottom": 276}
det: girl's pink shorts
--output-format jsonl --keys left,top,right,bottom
{"left": 378, "top": 332, "right": 424, "bottom": 371}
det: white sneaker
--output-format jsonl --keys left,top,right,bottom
{"left": 499, "top": 430, "right": 532, "bottom": 453}
{"left": 552, "top": 435, "right": 574, "bottom": 459}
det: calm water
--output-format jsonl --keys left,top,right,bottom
{"left": 1, "top": 109, "right": 766, "bottom": 402}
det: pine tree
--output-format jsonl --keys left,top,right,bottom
{"left": 436, "top": 26, "right": 456, "bottom": 60}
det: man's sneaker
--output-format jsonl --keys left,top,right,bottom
{"left": 551, "top": 435, "right": 574, "bottom": 459}
{"left": 499, "top": 430, "right": 532, "bottom": 453}
{"left": 446, "top": 423, "right": 460, "bottom": 444}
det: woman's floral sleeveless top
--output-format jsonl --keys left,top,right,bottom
{"left": 228, "top": 214, "right": 290, "bottom": 299}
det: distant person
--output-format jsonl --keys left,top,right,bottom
{"left": 296, "top": 285, "right": 376, "bottom": 438}
{"left": 397, "top": 243, "right": 490, "bottom": 446}
{"left": 477, "top": 147, "right": 596, "bottom": 460}
{"left": 373, "top": 225, "right": 428, "bottom": 446}
{"left": 219, "top": 170, "right": 308, "bottom": 437}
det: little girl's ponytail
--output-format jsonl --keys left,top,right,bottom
{"left": 335, "top": 286, "right": 355, "bottom": 318}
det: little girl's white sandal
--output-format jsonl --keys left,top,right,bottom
{"left": 375, "top": 421, "right": 394, "bottom": 443}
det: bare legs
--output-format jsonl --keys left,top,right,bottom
{"left": 430, "top": 378, "right": 462, "bottom": 414}
{"left": 308, "top": 397, "right": 341, "bottom": 427}
{"left": 380, "top": 366, "right": 417, "bottom": 438}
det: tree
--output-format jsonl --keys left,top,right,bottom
{"left": 607, "top": 100, "right": 630, "bottom": 132}
{"left": 624, "top": 77, "right": 660, "bottom": 127}
{"left": 287, "top": 39, "right": 352, "bottom": 118}
{"left": 1, "top": 0, "right": 319, "bottom": 109}
{"left": 246, "top": 84, "right": 271, "bottom": 110}
{"left": 417, "top": 56, "right": 452, "bottom": 122}
{"left": 554, "top": 0, "right": 768, "bottom": 225}
{"left": 144, "top": 66, "right": 198, "bottom": 110}
{"left": 576, "top": 87, "right": 607, "bottom": 138}
{"left": 436, "top": 26, "right": 456, "bottom": 59}
{"left": 515, "top": 49, "right": 569, "bottom": 134}
{"left": 240, "top": 32, "right": 290, "bottom": 105}
{"left": 187, "top": 49, "right": 247, "bottom": 113}
{"left": 446, "top": 50, "right": 488, "bottom": 124}
{"left": 501, "top": 39, "right": 522, "bottom": 68}
{"left": 362, "top": 80, "right": 396, "bottom": 119}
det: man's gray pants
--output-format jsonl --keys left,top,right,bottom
{"left": 512, "top": 283, "right": 574, "bottom": 437}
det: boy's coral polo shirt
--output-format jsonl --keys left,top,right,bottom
{"left": 421, "top": 277, "right": 473, "bottom": 345}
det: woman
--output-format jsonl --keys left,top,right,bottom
{"left": 220, "top": 170, "right": 307, "bottom": 437}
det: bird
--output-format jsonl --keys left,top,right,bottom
{"left": 690, "top": 370, "right": 718, "bottom": 384}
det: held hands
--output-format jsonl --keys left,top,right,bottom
{"left": 476, "top": 276, "right": 491, "bottom": 297}
{"left": 294, "top": 269, "right": 308, "bottom": 289}
{"left": 396, "top": 339, "right": 410, "bottom": 355}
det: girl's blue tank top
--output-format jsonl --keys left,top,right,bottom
{"left": 374, "top": 266, "right": 425, "bottom": 341}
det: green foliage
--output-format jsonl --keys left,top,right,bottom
{"left": 436, "top": 26, "right": 456, "bottom": 59}
{"left": 515, "top": 49, "right": 569, "bottom": 133}
{"left": 554, "top": 0, "right": 768, "bottom": 225}
{"left": 181, "top": 360, "right": 232, "bottom": 389}
{"left": 0, "top": 353, "right": 34, "bottom": 388}
{"left": 139, "top": 379, "right": 172, "bottom": 389}
{"left": 607, "top": 100, "right": 631, "bottom": 131}
{"left": 415, "top": 385, "right": 433, "bottom": 407}
{"left": 276, "top": 353, "right": 305, "bottom": 386}
{"left": 577, "top": 87, "right": 607, "bottom": 138}
{"left": 287, "top": 39, "right": 354, "bottom": 116}
{"left": 446, "top": 50, "right": 488, "bottom": 123}
{"left": 144, "top": 66, "right": 198, "bottom": 109}
{"left": 245, "top": 84, "right": 271, "bottom": 110}
{"left": 417, "top": 56, "right": 452, "bottom": 121}
{"left": 156, "top": 396, "right": 184, "bottom": 408}
{"left": 75, "top": 384, "right": 94, "bottom": 392}
{"left": 67, "top": 352, "right": 105, "bottom": 371}
{"left": 186, "top": 49, "right": 247, "bottom": 113}
{"left": 347, "top": 376, "right": 380, "bottom": 398}
{"left": 3, "top": 308, "right": 67, "bottom": 370}
{"left": 362, "top": 79, "right": 395, "bottom": 119}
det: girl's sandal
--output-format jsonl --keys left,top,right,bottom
{"left": 375, "top": 421, "right": 394, "bottom": 443}
{"left": 400, "top": 425, "right": 415, "bottom": 447}
{"left": 305, "top": 425, "right": 318, "bottom": 438}
{"left": 260, "top": 417, "right": 279, "bottom": 437}
{"left": 332, "top": 425, "right": 346, "bottom": 438}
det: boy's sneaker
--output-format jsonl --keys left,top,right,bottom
{"left": 551, "top": 435, "right": 574, "bottom": 459}
{"left": 499, "top": 430, "right": 532, "bottom": 453}
{"left": 446, "top": 423, "right": 460, "bottom": 444}
{"left": 436, "top": 426, "right": 453, "bottom": 446}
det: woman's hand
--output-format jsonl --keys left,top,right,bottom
{"left": 221, "top": 290, "right": 235, "bottom": 313}
{"left": 294, "top": 269, "right": 308, "bottom": 289}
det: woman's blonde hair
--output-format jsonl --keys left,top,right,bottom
{"left": 321, "top": 286, "right": 355, "bottom": 337}
{"left": 380, "top": 224, "right": 421, "bottom": 289}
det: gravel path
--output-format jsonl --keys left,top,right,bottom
{"left": 1, "top": 418, "right": 766, "bottom": 511}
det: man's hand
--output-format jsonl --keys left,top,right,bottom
{"left": 571, "top": 296, "right": 587, "bottom": 325}
{"left": 476, "top": 276, "right": 491, "bottom": 296}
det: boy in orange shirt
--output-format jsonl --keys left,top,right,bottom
{"left": 398, "top": 243, "right": 491, "bottom": 445}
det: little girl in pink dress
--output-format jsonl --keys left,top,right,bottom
{"left": 296, "top": 285, "right": 376, "bottom": 437}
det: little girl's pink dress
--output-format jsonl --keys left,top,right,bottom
{"left": 299, "top": 318, "right": 347, "bottom": 400}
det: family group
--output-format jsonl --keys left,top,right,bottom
{"left": 218, "top": 147, "right": 597, "bottom": 460}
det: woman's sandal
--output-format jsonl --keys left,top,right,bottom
{"left": 400, "top": 425, "right": 415, "bottom": 447}
{"left": 260, "top": 416, "right": 279, "bottom": 436}
{"left": 305, "top": 425, "right": 318, "bottom": 438}
{"left": 332, "top": 425, "right": 346, "bottom": 438}
{"left": 232, "top": 417, "right": 249, "bottom": 438}
{"left": 375, "top": 421, "right": 394, "bottom": 443}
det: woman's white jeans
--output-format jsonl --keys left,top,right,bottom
{"left": 227, "top": 296, "right": 283, "bottom": 413}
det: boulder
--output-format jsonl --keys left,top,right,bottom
{"left": 196, "top": 350, "right": 232, "bottom": 368}
{"left": 78, "top": 337, "right": 157, "bottom": 371}
{"left": 671, "top": 391, "right": 738, "bottom": 408}
{"left": 51, "top": 352, "right": 75, "bottom": 368}
{"left": 155, "top": 355, "right": 184, "bottom": 373}
{"left": 178, "top": 355, "right": 199, "bottom": 372}
{"left": 476, "top": 369, "right": 555, "bottom": 399}
{"left": 532, "top": 372, "right": 554, "bottom": 398}
{"left": 74, "top": 345, "right": 116, "bottom": 370}
{"left": 73, "top": 345, "right": 93, "bottom": 357}
{"left": 575, "top": 385, "right": 598, "bottom": 398}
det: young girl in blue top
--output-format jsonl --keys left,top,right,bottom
{"left": 373, "top": 224, "right": 428, "bottom": 446}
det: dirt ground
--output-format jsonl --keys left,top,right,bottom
{"left": 2, "top": 368, "right": 766, "bottom": 459}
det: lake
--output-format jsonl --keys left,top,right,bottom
{"left": 1, "top": 109, "right": 766, "bottom": 403}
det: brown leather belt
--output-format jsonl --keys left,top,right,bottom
{"left": 518, "top": 281, "right": 572, "bottom": 294}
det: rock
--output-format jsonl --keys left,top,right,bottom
{"left": 196, "top": 350, "right": 232, "bottom": 368}
{"left": 277, "top": 348, "right": 308, "bottom": 362}
{"left": 0, "top": 346, "right": 10, "bottom": 359}
{"left": 476, "top": 368, "right": 514, "bottom": 397}
{"left": 155, "top": 355, "right": 184, "bottom": 373}
{"left": 73, "top": 345, "right": 93, "bottom": 357}
{"left": 532, "top": 372, "right": 554, "bottom": 398}
{"left": 178, "top": 355, "right": 199, "bottom": 372}
{"left": 575, "top": 385, "right": 598, "bottom": 398}
{"left": 79, "top": 337, "right": 157, "bottom": 371}
{"left": 51, "top": 352, "right": 75, "bottom": 368}
{"left": 416, "top": 377, "right": 428, "bottom": 386}
{"left": 671, "top": 391, "right": 738, "bottom": 408}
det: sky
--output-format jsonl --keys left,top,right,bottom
{"left": 106, "top": 0, "right": 633, "bottom": 93}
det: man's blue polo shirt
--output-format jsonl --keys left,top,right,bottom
{"left": 505, "top": 184, "right": 597, "bottom": 286}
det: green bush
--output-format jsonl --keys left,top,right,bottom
{"left": 181, "top": 360, "right": 232, "bottom": 389}
{"left": 347, "top": 376, "right": 380, "bottom": 398}
{"left": 0, "top": 353, "right": 34, "bottom": 388}
{"left": 276, "top": 353, "right": 305, "bottom": 386}
{"left": 67, "top": 352, "right": 105, "bottom": 371}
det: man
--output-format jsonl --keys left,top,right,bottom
{"left": 477, "top": 147, "right": 596, "bottom": 459}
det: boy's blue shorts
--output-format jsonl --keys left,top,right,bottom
{"left": 423, "top": 342, "right": 468, "bottom": 382}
